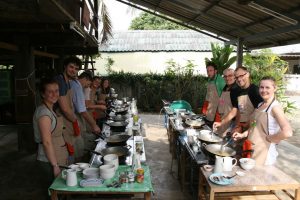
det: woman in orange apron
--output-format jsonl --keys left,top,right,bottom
{"left": 232, "top": 76, "right": 292, "bottom": 165}
{"left": 33, "top": 78, "right": 68, "bottom": 181}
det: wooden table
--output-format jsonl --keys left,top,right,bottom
{"left": 198, "top": 165, "right": 300, "bottom": 200}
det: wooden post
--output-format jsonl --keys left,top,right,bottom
{"left": 236, "top": 38, "right": 244, "bottom": 68}
{"left": 14, "top": 35, "right": 36, "bottom": 152}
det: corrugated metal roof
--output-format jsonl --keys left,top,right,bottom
{"left": 99, "top": 30, "right": 222, "bottom": 52}
{"left": 117, "top": 0, "right": 300, "bottom": 50}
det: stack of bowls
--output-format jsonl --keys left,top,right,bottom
{"left": 99, "top": 164, "right": 115, "bottom": 180}
{"left": 103, "top": 154, "right": 119, "bottom": 171}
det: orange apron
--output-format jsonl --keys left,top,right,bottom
{"left": 216, "top": 90, "right": 233, "bottom": 137}
{"left": 205, "top": 82, "right": 219, "bottom": 122}
{"left": 247, "top": 101, "right": 274, "bottom": 165}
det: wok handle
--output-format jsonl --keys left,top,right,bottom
{"left": 85, "top": 149, "right": 102, "bottom": 155}
{"left": 125, "top": 145, "right": 132, "bottom": 150}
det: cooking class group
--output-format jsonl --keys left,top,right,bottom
{"left": 33, "top": 55, "right": 297, "bottom": 200}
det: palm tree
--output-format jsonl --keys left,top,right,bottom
{"left": 98, "top": 0, "right": 112, "bottom": 44}
{"left": 205, "top": 43, "right": 237, "bottom": 74}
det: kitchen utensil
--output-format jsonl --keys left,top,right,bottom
{"left": 214, "top": 155, "right": 223, "bottom": 173}
{"left": 62, "top": 169, "right": 78, "bottom": 186}
{"left": 223, "top": 174, "right": 237, "bottom": 179}
{"left": 198, "top": 130, "right": 223, "bottom": 143}
{"left": 203, "top": 143, "right": 236, "bottom": 157}
{"left": 185, "top": 118, "right": 205, "bottom": 128}
{"left": 83, "top": 168, "right": 100, "bottom": 179}
{"left": 209, "top": 173, "right": 234, "bottom": 185}
{"left": 222, "top": 156, "right": 237, "bottom": 172}
{"left": 100, "top": 145, "right": 131, "bottom": 157}
{"left": 239, "top": 158, "right": 256, "bottom": 170}
{"left": 103, "top": 154, "right": 119, "bottom": 171}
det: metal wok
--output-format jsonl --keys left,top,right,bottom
{"left": 197, "top": 129, "right": 223, "bottom": 143}
{"left": 203, "top": 143, "right": 236, "bottom": 157}
{"left": 108, "top": 121, "right": 128, "bottom": 132}
{"left": 185, "top": 118, "right": 205, "bottom": 128}
{"left": 101, "top": 145, "right": 131, "bottom": 157}
{"left": 106, "top": 134, "right": 131, "bottom": 145}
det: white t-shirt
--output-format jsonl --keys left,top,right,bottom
{"left": 259, "top": 100, "right": 281, "bottom": 165}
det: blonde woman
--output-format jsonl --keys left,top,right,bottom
{"left": 232, "top": 76, "right": 292, "bottom": 165}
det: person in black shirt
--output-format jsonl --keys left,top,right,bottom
{"left": 213, "top": 66, "right": 263, "bottom": 133}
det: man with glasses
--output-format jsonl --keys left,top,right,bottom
{"left": 214, "top": 68, "right": 238, "bottom": 137}
{"left": 214, "top": 66, "right": 263, "bottom": 156}
{"left": 201, "top": 62, "right": 226, "bottom": 127}
{"left": 214, "top": 66, "right": 262, "bottom": 132}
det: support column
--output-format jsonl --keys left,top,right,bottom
{"left": 14, "top": 35, "right": 36, "bottom": 152}
{"left": 236, "top": 38, "right": 244, "bottom": 67}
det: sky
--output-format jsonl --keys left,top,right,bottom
{"left": 104, "top": 0, "right": 300, "bottom": 54}
{"left": 104, "top": 0, "right": 140, "bottom": 31}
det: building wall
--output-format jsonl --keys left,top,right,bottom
{"left": 95, "top": 51, "right": 214, "bottom": 75}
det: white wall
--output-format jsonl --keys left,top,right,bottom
{"left": 95, "top": 51, "right": 214, "bottom": 75}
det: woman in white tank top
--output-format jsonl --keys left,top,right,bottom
{"left": 233, "top": 76, "right": 292, "bottom": 165}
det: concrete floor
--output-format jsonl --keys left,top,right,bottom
{"left": 1, "top": 95, "right": 300, "bottom": 200}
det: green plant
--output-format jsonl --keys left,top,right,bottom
{"left": 205, "top": 43, "right": 237, "bottom": 73}
{"left": 104, "top": 57, "right": 115, "bottom": 74}
{"left": 243, "top": 49, "right": 296, "bottom": 114}
{"left": 164, "top": 59, "right": 195, "bottom": 99}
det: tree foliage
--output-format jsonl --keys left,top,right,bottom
{"left": 129, "top": 12, "right": 187, "bottom": 30}
{"left": 243, "top": 49, "right": 296, "bottom": 113}
{"left": 205, "top": 43, "right": 237, "bottom": 74}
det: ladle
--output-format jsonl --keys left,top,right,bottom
{"left": 220, "top": 137, "right": 233, "bottom": 152}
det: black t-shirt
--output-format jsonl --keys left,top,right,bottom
{"left": 231, "top": 83, "right": 263, "bottom": 109}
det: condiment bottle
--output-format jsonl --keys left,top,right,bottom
{"left": 136, "top": 168, "right": 144, "bottom": 183}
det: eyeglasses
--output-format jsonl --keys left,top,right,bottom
{"left": 235, "top": 72, "right": 248, "bottom": 79}
{"left": 223, "top": 74, "right": 234, "bottom": 78}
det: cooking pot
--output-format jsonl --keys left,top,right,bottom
{"left": 197, "top": 129, "right": 223, "bottom": 143}
{"left": 114, "top": 107, "right": 128, "bottom": 115}
{"left": 203, "top": 143, "right": 236, "bottom": 157}
{"left": 111, "top": 114, "right": 127, "bottom": 122}
{"left": 185, "top": 118, "right": 205, "bottom": 128}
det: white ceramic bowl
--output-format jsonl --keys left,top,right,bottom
{"left": 104, "top": 154, "right": 119, "bottom": 171}
{"left": 76, "top": 163, "right": 90, "bottom": 170}
{"left": 100, "top": 171, "right": 115, "bottom": 180}
{"left": 99, "top": 164, "right": 115, "bottom": 174}
{"left": 239, "top": 158, "right": 256, "bottom": 170}
{"left": 83, "top": 168, "right": 99, "bottom": 179}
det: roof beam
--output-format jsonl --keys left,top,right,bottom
{"left": 227, "top": 4, "right": 300, "bottom": 35}
{"left": 116, "top": 0, "right": 234, "bottom": 41}
{"left": 254, "top": 0, "right": 300, "bottom": 21}
{"left": 244, "top": 24, "right": 300, "bottom": 41}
